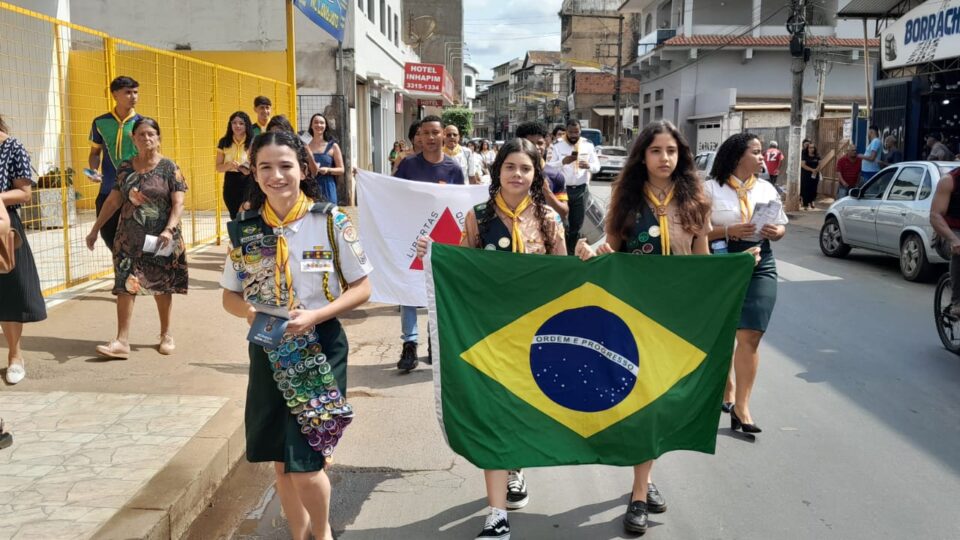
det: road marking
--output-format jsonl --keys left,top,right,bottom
{"left": 777, "top": 260, "right": 843, "bottom": 282}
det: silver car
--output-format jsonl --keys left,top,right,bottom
{"left": 595, "top": 146, "right": 628, "bottom": 181}
{"left": 819, "top": 161, "right": 955, "bottom": 281}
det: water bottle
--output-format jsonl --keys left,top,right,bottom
{"left": 711, "top": 239, "right": 728, "bottom": 254}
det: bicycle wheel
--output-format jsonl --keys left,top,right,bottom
{"left": 934, "top": 273, "right": 960, "bottom": 354}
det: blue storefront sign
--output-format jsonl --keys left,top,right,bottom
{"left": 294, "top": 0, "right": 348, "bottom": 43}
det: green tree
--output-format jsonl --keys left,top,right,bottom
{"left": 441, "top": 107, "right": 473, "bottom": 138}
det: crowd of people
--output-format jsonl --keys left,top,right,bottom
{"left": 6, "top": 71, "right": 960, "bottom": 540}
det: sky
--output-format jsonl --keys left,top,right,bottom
{"left": 463, "top": 0, "right": 565, "bottom": 79}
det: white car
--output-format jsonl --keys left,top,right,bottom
{"left": 819, "top": 161, "right": 955, "bottom": 281}
{"left": 695, "top": 151, "right": 771, "bottom": 183}
{"left": 595, "top": 146, "right": 628, "bottom": 181}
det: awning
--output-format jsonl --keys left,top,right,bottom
{"left": 592, "top": 107, "right": 617, "bottom": 117}
{"left": 837, "top": 0, "right": 915, "bottom": 19}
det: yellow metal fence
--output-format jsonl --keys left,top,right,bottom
{"left": 0, "top": 2, "right": 293, "bottom": 295}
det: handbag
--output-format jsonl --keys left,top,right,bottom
{"left": 0, "top": 228, "right": 22, "bottom": 274}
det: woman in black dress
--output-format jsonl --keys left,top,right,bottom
{"left": 800, "top": 142, "right": 822, "bottom": 210}
{"left": 215, "top": 111, "right": 254, "bottom": 220}
{"left": 0, "top": 113, "right": 47, "bottom": 385}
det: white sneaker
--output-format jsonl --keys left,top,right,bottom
{"left": 5, "top": 363, "right": 25, "bottom": 385}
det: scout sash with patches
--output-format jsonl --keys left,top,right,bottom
{"left": 227, "top": 202, "right": 352, "bottom": 457}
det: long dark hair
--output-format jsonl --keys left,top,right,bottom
{"left": 307, "top": 113, "right": 336, "bottom": 142}
{"left": 477, "top": 138, "right": 554, "bottom": 254}
{"left": 805, "top": 143, "right": 820, "bottom": 159}
{"left": 0, "top": 113, "right": 8, "bottom": 134}
{"left": 710, "top": 132, "right": 760, "bottom": 186}
{"left": 246, "top": 131, "right": 322, "bottom": 210}
{"left": 218, "top": 111, "right": 253, "bottom": 150}
{"left": 609, "top": 121, "right": 709, "bottom": 238}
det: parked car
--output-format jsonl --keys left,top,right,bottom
{"left": 819, "top": 161, "right": 955, "bottom": 281}
{"left": 595, "top": 146, "right": 628, "bottom": 181}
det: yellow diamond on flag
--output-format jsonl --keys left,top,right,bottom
{"left": 460, "top": 282, "right": 706, "bottom": 438}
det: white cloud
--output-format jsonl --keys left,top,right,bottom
{"left": 465, "top": 0, "right": 564, "bottom": 79}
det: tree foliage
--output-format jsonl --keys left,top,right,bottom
{"left": 441, "top": 107, "right": 473, "bottom": 138}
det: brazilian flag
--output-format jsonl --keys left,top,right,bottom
{"left": 425, "top": 243, "right": 754, "bottom": 469}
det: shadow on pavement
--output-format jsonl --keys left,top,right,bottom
{"left": 336, "top": 494, "right": 642, "bottom": 539}
{"left": 18, "top": 335, "right": 154, "bottom": 364}
{"left": 347, "top": 362, "right": 433, "bottom": 391}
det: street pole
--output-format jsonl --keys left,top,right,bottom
{"left": 285, "top": 0, "right": 298, "bottom": 130}
{"left": 614, "top": 15, "right": 623, "bottom": 147}
{"left": 785, "top": 0, "right": 807, "bottom": 212}
{"left": 862, "top": 19, "right": 872, "bottom": 116}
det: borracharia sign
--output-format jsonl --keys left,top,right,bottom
{"left": 881, "top": 0, "right": 960, "bottom": 69}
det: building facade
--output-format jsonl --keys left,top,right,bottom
{"left": 508, "top": 51, "right": 569, "bottom": 128}
{"left": 619, "top": 0, "right": 879, "bottom": 151}
{"left": 561, "top": 0, "right": 641, "bottom": 70}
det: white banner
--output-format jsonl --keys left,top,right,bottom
{"left": 357, "top": 170, "right": 489, "bottom": 306}
{"left": 881, "top": 0, "right": 960, "bottom": 69}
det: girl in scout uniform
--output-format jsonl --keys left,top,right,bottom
{"left": 577, "top": 120, "right": 758, "bottom": 536}
{"left": 705, "top": 132, "right": 787, "bottom": 435}
{"left": 220, "top": 131, "right": 372, "bottom": 540}
{"left": 418, "top": 138, "right": 565, "bottom": 540}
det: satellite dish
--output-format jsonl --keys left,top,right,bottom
{"left": 405, "top": 15, "right": 437, "bottom": 55}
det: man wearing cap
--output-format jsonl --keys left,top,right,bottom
{"left": 927, "top": 133, "right": 956, "bottom": 162}
{"left": 763, "top": 141, "right": 785, "bottom": 186}
{"left": 858, "top": 125, "right": 882, "bottom": 186}
{"left": 88, "top": 75, "right": 142, "bottom": 251}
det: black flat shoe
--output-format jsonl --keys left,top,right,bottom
{"left": 646, "top": 482, "right": 666, "bottom": 513}
{"left": 721, "top": 402, "right": 734, "bottom": 414}
{"left": 730, "top": 407, "right": 762, "bottom": 433}
{"left": 623, "top": 499, "right": 648, "bottom": 535}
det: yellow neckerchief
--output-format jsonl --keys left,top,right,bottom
{"left": 443, "top": 144, "right": 462, "bottom": 157}
{"left": 256, "top": 120, "right": 269, "bottom": 133}
{"left": 262, "top": 192, "right": 311, "bottom": 308}
{"left": 494, "top": 192, "right": 532, "bottom": 253}
{"left": 644, "top": 184, "right": 675, "bottom": 256}
{"left": 111, "top": 107, "right": 137, "bottom": 160}
{"left": 231, "top": 136, "right": 246, "bottom": 163}
{"left": 727, "top": 175, "right": 757, "bottom": 222}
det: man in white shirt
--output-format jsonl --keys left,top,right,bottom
{"left": 547, "top": 119, "right": 600, "bottom": 254}
{"left": 443, "top": 124, "right": 481, "bottom": 184}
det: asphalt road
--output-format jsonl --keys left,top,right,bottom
{"left": 221, "top": 182, "right": 960, "bottom": 540}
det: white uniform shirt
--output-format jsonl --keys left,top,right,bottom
{"left": 220, "top": 207, "right": 373, "bottom": 310}
{"left": 447, "top": 146, "right": 478, "bottom": 178}
{"left": 547, "top": 138, "right": 600, "bottom": 186}
{"left": 704, "top": 178, "right": 789, "bottom": 228}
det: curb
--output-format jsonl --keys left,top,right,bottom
{"left": 91, "top": 400, "right": 247, "bottom": 539}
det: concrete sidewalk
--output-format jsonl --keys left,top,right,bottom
{"left": 0, "top": 232, "right": 433, "bottom": 540}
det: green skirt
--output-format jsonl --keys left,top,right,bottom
{"left": 245, "top": 318, "right": 349, "bottom": 473}
{"left": 728, "top": 240, "right": 778, "bottom": 332}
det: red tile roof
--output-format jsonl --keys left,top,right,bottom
{"left": 663, "top": 35, "right": 880, "bottom": 48}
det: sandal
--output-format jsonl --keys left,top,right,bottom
{"left": 96, "top": 340, "right": 130, "bottom": 359}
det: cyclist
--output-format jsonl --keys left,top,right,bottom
{"left": 930, "top": 167, "right": 960, "bottom": 315}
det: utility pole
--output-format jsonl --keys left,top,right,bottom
{"left": 591, "top": 13, "right": 626, "bottom": 146}
{"left": 785, "top": 0, "right": 808, "bottom": 212}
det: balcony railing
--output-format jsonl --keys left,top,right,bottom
{"left": 638, "top": 28, "right": 677, "bottom": 56}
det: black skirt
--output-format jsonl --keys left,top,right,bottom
{"left": 0, "top": 208, "right": 47, "bottom": 323}
{"left": 728, "top": 239, "right": 778, "bottom": 332}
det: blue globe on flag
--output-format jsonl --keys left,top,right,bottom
{"left": 530, "top": 306, "right": 640, "bottom": 413}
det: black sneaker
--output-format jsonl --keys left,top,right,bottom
{"left": 0, "top": 419, "right": 11, "bottom": 450}
{"left": 623, "top": 500, "right": 648, "bottom": 535}
{"left": 476, "top": 512, "right": 510, "bottom": 539}
{"left": 397, "top": 341, "right": 418, "bottom": 372}
{"left": 505, "top": 469, "right": 529, "bottom": 510}
{"left": 646, "top": 482, "right": 666, "bottom": 513}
